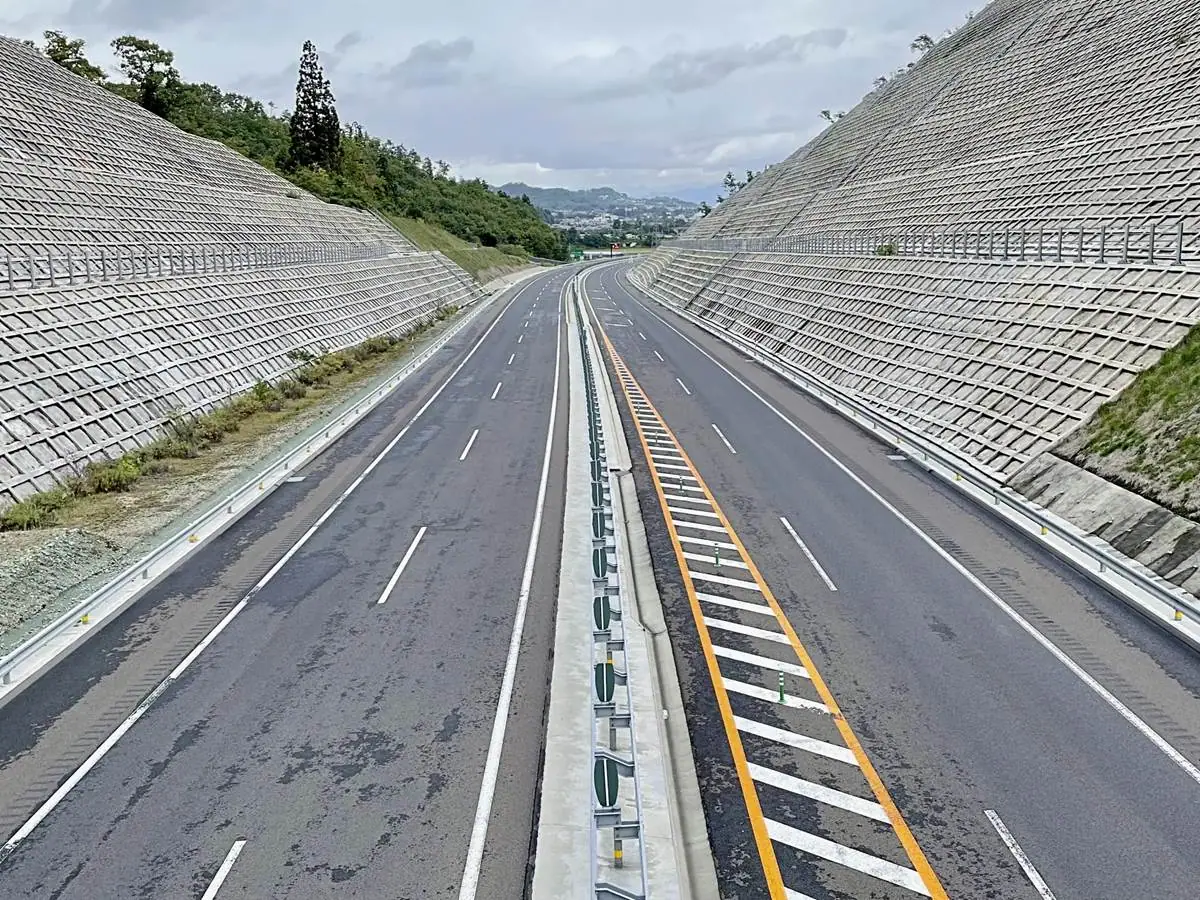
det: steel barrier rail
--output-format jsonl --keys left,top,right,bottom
{"left": 663, "top": 219, "right": 1199, "bottom": 268}
{"left": 571, "top": 273, "right": 650, "bottom": 899}
{"left": 626, "top": 269, "right": 1200, "bottom": 647}
{"left": 1, "top": 240, "right": 403, "bottom": 293}
{"left": 0, "top": 282, "right": 500, "bottom": 704}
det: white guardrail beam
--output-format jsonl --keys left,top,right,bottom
{"left": 627, "top": 267, "right": 1200, "bottom": 652}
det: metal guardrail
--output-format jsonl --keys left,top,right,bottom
{"left": 0, "top": 285, "right": 496, "bottom": 699}
{"left": 573, "top": 275, "right": 649, "bottom": 899}
{"left": 665, "top": 219, "right": 1199, "bottom": 267}
{"left": 628, "top": 268, "right": 1200, "bottom": 639}
{"left": 2, "top": 240, "right": 396, "bottom": 293}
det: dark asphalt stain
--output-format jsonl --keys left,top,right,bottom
{"left": 927, "top": 615, "right": 957, "bottom": 642}
{"left": 425, "top": 771, "right": 448, "bottom": 803}
{"left": 44, "top": 860, "right": 85, "bottom": 900}
{"left": 435, "top": 708, "right": 461, "bottom": 742}
{"left": 331, "top": 865, "right": 361, "bottom": 883}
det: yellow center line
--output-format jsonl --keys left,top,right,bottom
{"left": 596, "top": 325, "right": 949, "bottom": 900}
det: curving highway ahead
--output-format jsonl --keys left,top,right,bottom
{"left": 0, "top": 267, "right": 571, "bottom": 899}
{"left": 585, "top": 260, "right": 1200, "bottom": 900}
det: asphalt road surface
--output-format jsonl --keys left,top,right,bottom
{"left": 586, "top": 261, "right": 1200, "bottom": 900}
{"left": 0, "top": 267, "right": 571, "bottom": 899}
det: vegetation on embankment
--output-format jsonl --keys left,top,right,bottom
{"left": 0, "top": 307, "right": 458, "bottom": 531}
{"left": 388, "top": 215, "right": 530, "bottom": 281}
{"left": 24, "top": 30, "right": 568, "bottom": 262}
{"left": 1057, "top": 321, "right": 1200, "bottom": 518}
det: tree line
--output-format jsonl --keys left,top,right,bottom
{"left": 24, "top": 31, "right": 567, "bottom": 260}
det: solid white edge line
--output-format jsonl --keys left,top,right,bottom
{"left": 491, "top": 381, "right": 503, "bottom": 400}
{"left": 459, "top": 428, "right": 480, "bottom": 461}
{"left": 377, "top": 526, "right": 429, "bottom": 605}
{"left": 711, "top": 423, "right": 737, "bottom": 454}
{"left": 457, "top": 284, "right": 563, "bottom": 900}
{"left": 0, "top": 273, "right": 543, "bottom": 862}
{"left": 201, "top": 839, "right": 249, "bottom": 900}
{"left": 675, "top": 377, "right": 691, "bottom": 395}
{"left": 624, "top": 284, "right": 1200, "bottom": 788}
{"left": 779, "top": 516, "right": 839, "bottom": 592}
{"left": 984, "top": 810, "right": 1058, "bottom": 900}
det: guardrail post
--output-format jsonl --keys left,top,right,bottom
{"left": 5, "top": 252, "right": 12, "bottom": 292}
{"left": 28, "top": 250, "right": 37, "bottom": 287}
{"left": 1148, "top": 222, "right": 1156, "bottom": 265}
{"left": 1077, "top": 227, "right": 1084, "bottom": 262}
{"left": 48, "top": 252, "right": 57, "bottom": 287}
{"left": 1177, "top": 220, "right": 1185, "bottom": 266}
{"left": 1056, "top": 228, "right": 1063, "bottom": 262}
{"left": 1002, "top": 231, "right": 1009, "bottom": 260}
{"left": 1099, "top": 224, "right": 1106, "bottom": 263}
{"left": 1122, "top": 221, "right": 1129, "bottom": 264}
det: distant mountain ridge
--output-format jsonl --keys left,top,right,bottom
{"left": 498, "top": 182, "right": 699, "bottom": 217}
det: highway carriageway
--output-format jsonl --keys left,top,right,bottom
{"left": 0, "top": 266, "right": 572, "bottom": 899}
{"left": 584, "top": 260, "right": 1200, "bottom": 900}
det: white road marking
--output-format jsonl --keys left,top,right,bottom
{"left": 284, "top": 476, "right": 306, "bottom": 483}
{"left": 675, "top": 377, "right": 691, "bottom": 395}
{"left": 491, "top": 381, "right": 503, "bottom": 400}
{"left": 670, "top": 519, "right": 730, "bottom": 535}
{"left": 507, "top": 353, "right": 515, "bottom": 365}
{"left": 654, "top": 350, "right": 665, "bottom": 361}
{"left": 666, "top": 483, "right": 707, "bottom": 495}
{"left": 735, "top": 717, "right": 858, "bottom": 766}
{"left": 201, "top": 839, "right": 248, "bottom": 900}
{"left": 518, "top": 334, "right": 524, "bottom": 343}
{"left": 608, "top": 323, "right": 631, "bottom": 327}
{"left": 626, "top": 287, "right": 1200, "bottom": 787}
{"left": 459, "top": 428, "right": 480, "bottom": 461}
{"left": 684, "top": 550, "right": 749, "bottom": 570}
{"left": 750, "top": 762, "right": 888, "bottom": 822}
{"left": 669, "top": 505, "right": 722, "bottom": 519}
{"left": 663, "top": 492, "right": 709, "bottom": 506}
{"left": 712, "top": 645, "right": 809, "bottom": 679}
{"left": 786, "top": 890, "right": 821, "bottom": 900}
{"left": 639, "top": 331, "right": 647, "bottom": 340}
{"left": 724, "top": 678, "right": 828, "bottom": 713}
{"left": 690, "top": 570, "right": 762, "bottom": 591}
{"left": 696, "top": 592, "right": 772, "bottom": 615}
{"left": 703, "top": 617, "right": 789, "bottom": 644}
{"left": 0, "top": 272, "right": 548, "bottom": 862}
{"left": 679, "top": 534, "right": 737, "bottom": 550}
{"left": 766, "top": 819, "right": 929, "bottom": 896}
{"left": 377, "top": 526, "right": 428, "bottom": 605}
{"left": 887, "top": 454, "right": 907, "bottom": 461}
{"left": 780, "top": 516, "right": 838, "bottom": 592}
{"left": 458, "top": 293, "right": 563, "bottom": 900}
{"left": 712, "top": 423, "right": 737, "bottom": 454}
{"left": 523, "top": 320, "right": 529, "bottom": 327}
{"left": 985, "top": 810, "right": 1059, "bottom": 899}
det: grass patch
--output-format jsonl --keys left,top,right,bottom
{"left": 1, "top": 309, "right": 459, "bottom": 531}
{"left": 388, "top": 215, "right": 529, "bottom": 280}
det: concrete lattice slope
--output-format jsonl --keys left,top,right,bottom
{"left": 0, "top": 38, "right": 482, "bottom": 504}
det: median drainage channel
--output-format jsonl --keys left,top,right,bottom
{"left": 598, "top": 330, "right": 950, "bottom": 900}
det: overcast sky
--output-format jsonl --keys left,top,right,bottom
{"left": 2, "top": 0, "right": 979, "bottom": 200}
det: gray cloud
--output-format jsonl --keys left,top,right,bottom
{"left": 574, "top": 28, "right": 847, "bottom": 102}
{"left": 334, "top": 30, "right": 363, "bottom": 54}
{"left": 7, "top": 0, "right": 980, "bottom": 196}
{"left": 385, "top": 37, "right": 474, "bottom": 88}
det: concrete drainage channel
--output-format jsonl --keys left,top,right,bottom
{"left": 532, "top": 275, "right": 718, "bottom": 899}
{"left": 0, "top": 270, "right": 542, "bottom": 709}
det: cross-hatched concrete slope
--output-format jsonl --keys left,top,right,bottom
{"left": 637, "top": 250, "right": 1200, "bottom": 478}
{"left": 0, "top": 254, "right": 481, "bottom": 503}
{"left": 0, "top": 37, "right": 415, "bottom": 257}
{"left": 693, "top": 0, "right": 1200, "bottom": 242}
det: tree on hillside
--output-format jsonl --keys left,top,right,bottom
{"left": 40, "top": 31, "right": 105, "bottom": 82}
{"left": 111, "top": 36, "right": 180, "bottom": 117}
{"left": 910, "top": 33, "right": 935, "bottom": 54}
{"left": 698, "top": 201, "right": 712, "bottom": 217}
{"left": 288, "top": 41, "right": 341, "bottom": 171}
{"left": 820, "top": 109, "right": 846, "bottom": 123}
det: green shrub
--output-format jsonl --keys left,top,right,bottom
{"left": 279, "top": 379, "right": 307, "bottom": 399}
{"left": 85, "top": 456, "right": 141, "bottom": 493}
{"left": 875, "top": 242, "right": 898, "bottom": 256}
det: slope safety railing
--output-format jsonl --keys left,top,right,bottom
{"left": 574, "top": 276, "right": 649, "bottom": 900}
{"left": 667, "top": 219, "right": 1200, "bottom": 267}
{"left": 2, "top": 240, "right": 397, "bottom": 293}
{"left": 627, "top": 267, "right": 1200, "bottom": 644}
